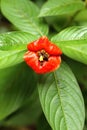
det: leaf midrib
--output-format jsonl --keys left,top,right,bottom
{"left": 61, "top": 45, "right": 87, "bottom": 55}
{"left": 53, "top": 39, "right": 87, "bottom": 43}
{"left": 53, "top": 71, "right": 68, "bottom": 130}
{"left": 0, "top": 49, "right": 26, "bottom": 59}
{"left": 0, "top": 44, "right": 27, "bottom": 51}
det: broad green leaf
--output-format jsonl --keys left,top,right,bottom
{"left": 51, "top": 26, "right": 87, "bottom": 64}
{"left": 3, "top": 90, "right": 42, "bottom": 126}
{"left": 0, "top": 31, "right": 38, "bottom": 68}
{"left": 0, "top": 62, "right": 37, "bottom": 120}
{"left": 39, "top": 0, "right": 85, "bottom": 17}
{"left": 1, "top": 0, "right": 48, "bottom": 36}
{"left": 38, "top": 62, "right": 85, "bottom": 130}
{"left": 0, "top": 50, "right": 26, "bottom": 69}
{"left": 0, "top": 31, "right": 38, "bottom": 50}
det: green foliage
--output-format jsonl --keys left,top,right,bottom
{"left": 1, "top": 0, "right": 48, "bottom": 36}
{"left": 3, "top": 90, "right": 42, "bottom": 126}
{"left": 0, "top": 31, "right": 38, "bottom": 69}
{"left": 0, "top": 0, "right": 86, "bottom": 129}
{"left": 39, "top": 0, "right": 85, "bottom": 17}
{"left": 52, "top": 26, "right": 87, "bottom": 64}
{"left": 38, "top": 62, "right": 85, "bottom": 130}
{"left": 0, "top": 31, "right": 38, "bottom": 50}
{"left": 0, "top": 62, "right": 38, "bottom": 120}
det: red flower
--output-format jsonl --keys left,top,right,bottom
{"left": 24, "top": 36, "right": 62, "bottom": 74}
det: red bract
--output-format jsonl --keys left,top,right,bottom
{"left": 24, "top": 36, "right": 62, "bottom": 74}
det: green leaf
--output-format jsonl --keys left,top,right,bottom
{"left": 3, "top": 89, "right": 42, "bottom": 126}
{"left": 0, "top": 31, "right": 38, "bottom": 51}
{"left": 0, "top": 62, "right": 37, "bottom": 120}
{"left": 1, "top": 0, "right": 48, "bottom": 36}
{"left": 38, "top": 62, "right": 85, "bottom": 130}
{"left": 82, "top": 90, "right": 87, "bottom": 129}
{"left": 39, "top": 0, "right": 85, "bottom": 17}
{"left": 51, "top": 26, "right": 87, "bottom": 64}
{"left": 0, "top": 31, "right": 38, "bottom": 68}
{"left": 0, "top": 50, "right": 26, "bottom": 69}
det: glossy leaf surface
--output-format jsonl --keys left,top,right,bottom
{"left": 52, "top": 26, "right": 87, "bottom": 64}
{"left": 38, "top": 62, "right": 85, "bottom": 130}
{"left": 0, "top": 31, "right": 38, "bottom": 68}
{"left": 39, "top": 0, "right": 84, "bottom": 17}
{"left": 1, "top": 0, "right": 48, "bottom": 36}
